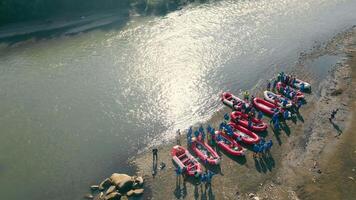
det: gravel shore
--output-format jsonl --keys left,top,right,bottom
{"left": 131, "top": 26, "right": 356, "bottom": 200}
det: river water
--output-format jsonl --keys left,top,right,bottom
{"left": 0, "top": 0, "right": 355, "bottom": 199}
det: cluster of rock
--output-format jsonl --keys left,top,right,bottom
{"left": 85, "top": 173, "right": 144, "bottom": 200}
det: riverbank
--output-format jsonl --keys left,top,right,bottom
{"left": 0, "top": 10, "right": 130, "bottom": 45}
{"left": 131, "top": 26, "right": 356, "bottom": 199}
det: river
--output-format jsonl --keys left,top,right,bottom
{"left": 0, "top": 0, "right": 355, "bottom": 199}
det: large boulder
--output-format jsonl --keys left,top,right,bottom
{"left": 105, "top": 192, "right": 121, "bottom": 200}
{"left": 126, "top": 188, "right": 144, "bottom": 197}
{"left": 109, "top": 174, "right": 133, "bottom": 189}
{"left": 99, "top": 178, "right": 112, "bottom": 190}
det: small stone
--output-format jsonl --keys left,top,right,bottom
{"left": 352, "top": 168, "right": 355, "bottom": 172}
{"left": 248, "top": 193, "right": 255, "bottom": 198}
{"left": 105, "top": 185, "right": 117, "bottom": 195}
{"left": 253, "top": 197, "right": 260, "bottom": 200}
{"left": 93, "top": 192, "right": 105, "bottom": 200}
{"left": 105, "top": 192, "right": 121, "bottom": 200}
{"left": 126, "top": 188, "right": 144, "bottom": 197}
{"left": 90, "top": 185, "right": 100, "bottom": 191}
{"left": 348, "top": 176, "right": 354, "bottom": 181}
{"left": 84, "top": 193, "right": 94, "bottom": 199}
{"left": 270, "top": 183, "right": 274, "bottom": 187}
{"left": 99, "top": 178, "right": 112, "bottom": 191}
{"left": 134, "top": 176, "right": 144, "bottom": 186}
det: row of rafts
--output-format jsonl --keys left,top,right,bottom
{"left": 171, "top": 73, "right": 311, "bottom": 177}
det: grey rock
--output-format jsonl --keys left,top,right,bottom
{"left": 90, "top": 185, "right": 100, "bottom": 191}
{"left": 99, "top": 178, "right": 112, "bottom": 191}
{"left": 84, "top": 193, "right": 94, "bottom": 199}
{"left": 105, "top": 192, "right": 121, "bottom": 200}
{"left": 106, "top": 185, "right": 117, "bottom": 195}
{"left": 126, "top": 188, "right": 144, "bottom": 197}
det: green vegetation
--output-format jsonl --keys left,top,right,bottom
{"left": 0, "top": 0, "right": 210, "bottom": 26}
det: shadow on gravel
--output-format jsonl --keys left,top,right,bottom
{"left": 331, "top": 121, "right": 343, "bottom": 135}
{"left": 254, "top": 153, "right": 275, "bottom": 173}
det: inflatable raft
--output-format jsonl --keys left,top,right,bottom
{"left": 228, "top": 122, "right": 260, "bottom": 145}
{"left": 276, "top": 82, "right": 304, "bottom": 100}
{"left": 171, "top": 145, "right": 202, "bottom": 177}
{"left": 253, "top": 97, "right": 282, "bottom": 115}
{"left": 230, "top": 111, "right": 268, "bottom": 132}
{"left": 263, "top": 90, "right": 292, "bottom": 108}
{"left": 287, "top": 76, "right": 311, "bottom": 91}
{"left": 221, "top": 92, "right": 249, "bottom": 110}
{"left": 191, "top": 138, "right": 221, "bottom": 165}
{"left": 213, "top": 130, "right": 245, "bottom": 156}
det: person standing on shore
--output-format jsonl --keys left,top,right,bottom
{"left": 243, "top": 90, "right": 250, "bottom": 101}
{"left": 267, "top": 80, "right": 271, "bottom": 91}
{"left": 272, "top": 79, "right": 277, "bottom": 91}
{"left": 152, "top": 148, "right": 158, "bottom": 176}
{"left": 176, "top": 129, "right": 181, "bottom": 145}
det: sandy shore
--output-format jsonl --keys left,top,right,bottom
{"left": 130, "top": 26, "right": 356, "bottom": 200}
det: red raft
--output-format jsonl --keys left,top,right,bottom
{"left": 213, "top": 130, "right": 245, "bottom": 156}
{"left": 171, "top": 145, "right": 202, "bottom": 177}
{"left": 230, "top": 111, "right": 268, "bottom": 132}
{"left": 253, "top": 97, "right": 283, "bottom": 116}
{"left": 191, "top": 138, "right": 221, "bottom": 165}
{"left": 276, "top": 82, "right": 304, "bottom": 100}
{"left": 221, "top": 92, "right": 249, "bottom": 110}
{"left": 228, "top": 122, "right": 260, "bottom": 145}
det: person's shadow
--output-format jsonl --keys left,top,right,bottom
{"left": 174, "top": 175, "right": 182, "bottom": 199}
{"left": 331, "top": 121, "right": 343, "bottom": 135}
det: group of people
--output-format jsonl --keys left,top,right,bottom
{"left": 252, "top": 138, "right": 273, "bottom": 158}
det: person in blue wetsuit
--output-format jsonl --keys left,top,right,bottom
{"left": 283, "top": 110, "right": 290, "bottom": 120}
{"left": 194, "top": 130, "right": 200, "bottom": 138}
{"left": 300, "top": 82, "right": 305, "bottom": 92}
{"left": 282, "top": 98, "right": 288, "bottom": 107}
{"left": 267, "top": 80, "right": 271, "bottom": 91}
{"left": 272, "top": 79, "right": 277, "bottom": 91}
{"left": 257, "top": 111, "right": 263, "bottom": 120}
{"left": 252, "top": 144, "right": 259, "bottom": 158}
{"left": 271, "top": 111, "right": 279, "bottom": 124}
{"left": 297, "top": 99, "right": 303, "bottom": 110}
{"left": 266, "top": 139, "right": 273, "bottom": 155}
{"left": 248, "top": 119, "right": 253, "bottom": 129}
{"left": 274, "top": 120, "right": 280, "bottom": 130}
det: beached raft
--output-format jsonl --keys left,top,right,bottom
{"left": 263, "top": 90, "right": 292, "bottom": 108}
{"left": 171, "top": 145, "right": 202, "bottom": 177}
{"left": 213, "top": 130, "right": 245, "bottom": 156}
{"left": 276, "top": 82, "right": 304, "bottom": 100}
{"left": 221, "top": 92, "right": 249, "bottom": 110}
{"left": 191, "top": 138, "right": 221, "bottom": 165}
{"left": 228, "top": 122, "right": 260, "bottom": 145}
{"left": 288, "top": 76, "right": 311, "bottom": 91}
{"left": 253, "top": 97, "right": 282, "bottom": 115}
{"left": 230, "top": 111, "right": 268, "bottom": 132}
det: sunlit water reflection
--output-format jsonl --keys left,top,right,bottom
{"left": 0, "top": 0, "right": 355, "bottom": 199}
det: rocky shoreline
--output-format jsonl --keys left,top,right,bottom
{"left": 130, "top": 26, "right": 356, "bottom": 200}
